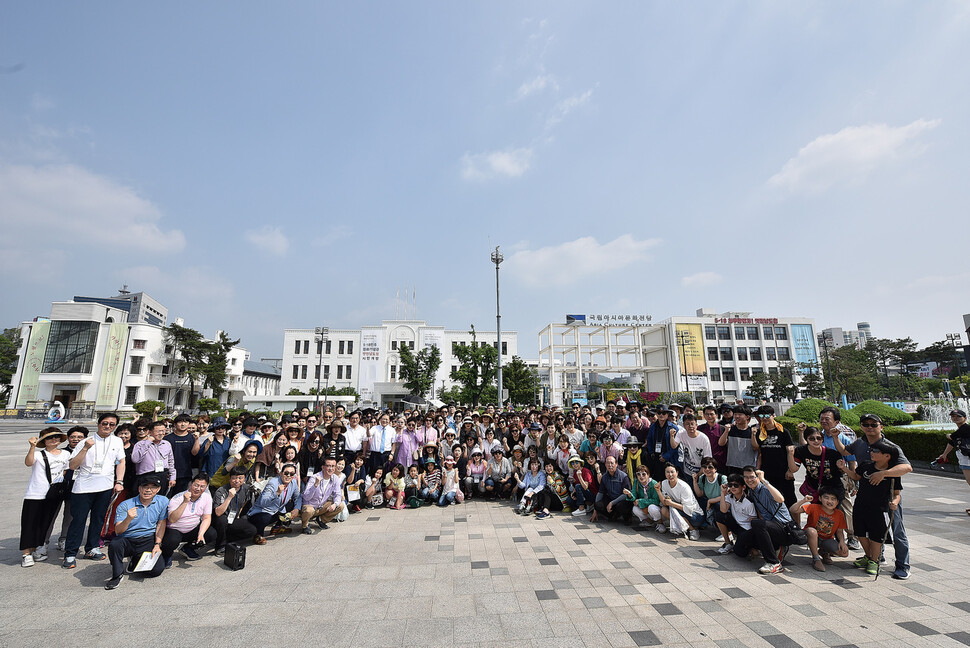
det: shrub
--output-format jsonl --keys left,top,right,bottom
{"left": 133, "top": 400, "right": 165, "bottom": 417}
{"left": 783, "top": 398, "right": 858, "bottom": 426}
{"left": 850, "top": 400, "right": 913, "bottom": 426}
{"left": 882, "top": 426, "right": 949, "bottom": 461}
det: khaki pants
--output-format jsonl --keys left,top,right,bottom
{"left": 300, "top": 503, "right": 345, "bottom": 527}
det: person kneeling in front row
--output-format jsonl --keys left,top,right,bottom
{"left": 248, "top": 463, "right": 302, "bottom": 544}
{"left": 211, "top": 467, "right": 257, "bottom": 556}
{"left": 161, "top": 473, "right": 216, "bottom": 564}
{"left": 300, "top": 458, "right": 345, "bottom": 533}
{"left": 105, "top": 474, "right": 168, "bottom": 590}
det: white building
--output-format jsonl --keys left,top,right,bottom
{"left": 8, "top": 292, "right": 276, "bottom": 415}
{"left": 663, "top": 308, "right": 820, "bottom": 402}
{"left": 819, "top": 322, "right": 874, "bottom": 350}
{"left": 281, "top": 320, "right": 518, "bottom": 409}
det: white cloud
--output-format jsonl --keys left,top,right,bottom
{"left": 311, "top": 224, "right": 353, "bottom": 247}
{"left": 506, "top": 235, "right": 661, "bottom": 288}
{"left": 460, "top": 147, "right": 533, "bottom": 181}
{"left": 516, "top": 74, "right": 559, "bottom": 100}
{"left": 0, "top": 162, "right": 185, "bottom": 252}
{"left": 546, "top": 88, "right": 594, "bottom": 129}
{"left": 244, "top": 225, "right": 289, "bottom": 255}
{"left": 681, "top": 272, "right": 723, "bottom": 288}
{"left": 768, "top": 118, "right": 941, "bottom": 194}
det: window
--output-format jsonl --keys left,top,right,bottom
{"left": 292, "top": 365, "right": 299, "bottom": 379}
{"left": 717, "top": 326, "right": 731, "bottom": 340}
{"left": 129, "top": 356, "right": 143, "bottom": 375}
{"left": 339, "top": 340, "right": 345, "bottom": 355}
{"left": 347, "top": 341, "right": 354, "bottom": 354}
{"left": 709, "top": 368, "right": 721, "bottom": 381}
{"left": 704, "top": 326, "right": 716, "bottom": 340}
{"left": 502, "top": 341, "right": 508, "bottom": 355}
{"left": 740, "top": 368, "right": 750, "bottom": 381}
{"left": 133, "top": 339, "right": 146, "bottom": 350}
{"left": 42, "top": 321, "right": 99, "bottom": 373}
{"left": 752, "top": 367, "right": 765, "bottom": 376}
{"left": 408, "top": 341, "right": 414, "bottom": 350}
{"left": 124, "top": 386, "right": 139, "bottom": 406}
{"left": 720, "top": 347, "right": 733, "bottom": 361}
{"left": 734, "top": 327, "right": 746, "bottom": 340}
{"left": 337, "top": 365, "right": 343, "bottom": 379}
{"left": 707, "top": 347, "right": 719, "bottom": 361}
{"left": 766, "top": 347, "right": 777, "bottom": 361}
{"left": 174, "top": 391, "right": 183, "bottom": 406}
{"left": 390, "top": 366, "right": 396, "bottom": 380}
{"left": 763, "top": 327, "right": 774, "bottom": 340}
{"left": 295, "top": 340, "right": 301, "bottom": 354}
{"left": 316, "top": 340, "right": 323, "bottom": 355}
{"left": 722, "top": 368, "right": 736, "bottom": 382}
{"left": 749, "top": 347, "right": 762, "bottom": 361}
{"left": 164, "top": 344, "right": 173, "bottom": 355}
{"left": 774, "top": 326, "right": 788, "bottom": 340}
{"left": 325, "top": 340, "right": 331, "bottom": 355}
{"left": 768, "top": 367, "right": 779, "bottom": 375}
{"left": 736, "top": 347, "right": 748, "bottom": 361}
{"left": 346, "top": 365, "right": 352, "bottom": 380}
{"left": 777, "top": 347, "right": 791, "bottom": 361}
{"left": 392, "top": 341, "right": 398, "bottom": 350}
{"left": 301, "top": 365, "right": 307, "bottom": 379}
{"left": 157, "top": 388, "right": 167, "bottom": 402}
{"left": 452, "top": 342, "right": 458, "bottom": 354}
{"left": 314, "top": 366, "right": 320, "bottom": 380}
{"left": 323, "top": 366, "right": 330, "bottom": 379}
{"left": 746, "top": 327, "right": 759, "bottom": 340}
{"left": 303, "top": 340, "right": 310, "bottom": 354}
{"left": 712, "top": 390, "right": 723, "bottom": 398}
{"left": 451, "top": 365, "right": 457, "bottom": 374}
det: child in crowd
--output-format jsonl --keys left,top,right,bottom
{"left": 790, "top": 487, "right": 848, "bottom": 572}
{"left": 838, "top": 441, "right": 902, "bottom": 576}
{"left": 364, "top": 466, "right": 385, "bottom": 509}
{"left": 383, "top": 463, "right": 405, "bottom": 510}
{"left": 421, "top": 458, "right": 441, "bottom": 503}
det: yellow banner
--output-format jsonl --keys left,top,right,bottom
{"left": 675, "top": 323, "right": 707, "bottom": 375}
{"left": 16, "top": 322, "right": 50, "bottom": 407}
{"left": 96, "top": 323, "right": 130, "bottom": 408}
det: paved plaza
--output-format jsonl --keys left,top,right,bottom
{"left": 1, "top": 422, "right": 969, "bottom": 648}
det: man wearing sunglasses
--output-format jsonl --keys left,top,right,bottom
{"left": 248, "top": 463, "right": 302, "bottom": 544}
{"left": 834, "top": 413, "right": 912, "bottom": 580}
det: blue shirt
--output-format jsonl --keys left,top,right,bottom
{"left": 115, "top": 495, "right": 170, "bottom": 538}
{"left": 822, "top": 433, "right": 856, "bottom": 463}
{"left": 250, "top": 477, "right": 302, "bottom": 515}
{"left": 202, "top": 436, "right": 231, "bottom": 476}
{"left": 748, "top": 483, "right": 792, "bottom": 523}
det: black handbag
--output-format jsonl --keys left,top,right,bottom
{"left": 41, "top": 451, "right": 69, "bottom": 503}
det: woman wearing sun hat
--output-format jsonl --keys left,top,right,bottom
{"left": 21, "top": 427, "right": 70, "bottom": 567}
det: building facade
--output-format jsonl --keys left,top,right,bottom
{"left": 281, "top": 320, "right": 518, "bottom": 408}
{"left": 818, "top": 322, "right": 874, "bottom": 351}
{"left": 8, "top": 293, "right": 277, "bottom": 415}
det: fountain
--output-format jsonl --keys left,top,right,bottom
{"left": 920, "top": 392, "right": 968, "bottom": 430}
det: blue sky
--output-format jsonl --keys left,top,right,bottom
{"left": 1, "top": 2, "right": 968, "bottom": 361}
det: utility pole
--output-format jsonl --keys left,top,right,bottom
{"left": 314, "top": 327, "right": 329, "bottom": 413}
{"left": 492, "top": 246, "right": 504, "bottom": 408}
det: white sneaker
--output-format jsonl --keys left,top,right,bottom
{"left": 571, "top": 508, "right": 587, "bottom": 517}
{"left": 714, "top": 535, "right": 724, "bottom": 543}
{"left": 656, "top": 524, "right": 666, "bottom": 534}
{"left": 717, "top": 543, "right": 734, "bottom": 555}
{"left": 21, "top": 554, "right": 34, "bottom": 568}
{"left": 758, "top": 562, "right": 783, "bottom": 575}
{"left": 689, "top": 530, "right": 700, "bottom": 541}
{"left": 32, "top": 550, "right": 49, "bottom": 562}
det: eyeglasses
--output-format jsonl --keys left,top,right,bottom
{"left": 282, "top": 471, "right": 296, "bottom": 477}
{"left": 860, "top": 422, "right": 879, "bottom": 428}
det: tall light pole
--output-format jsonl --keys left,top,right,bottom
{"left": 492, "top": 246, "right": 504, "bottom": 409}
{"left": 314, "top": 327, "right": 329, "bottom": 413}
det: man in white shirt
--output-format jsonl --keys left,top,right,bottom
{"left": 343, "top": 410, "right": 370, "bottom": 465}
{"left": 367, "top": 412, "right": 395, "bottom": 472}
{"left": 63, "top": 412, "right": 126, "bottom": 569}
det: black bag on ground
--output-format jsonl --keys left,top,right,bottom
{"left": 224, "top": 543, "right": 246, "bottom": 571}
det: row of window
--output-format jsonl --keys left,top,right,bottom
{"left": 706, "top": 346, "right": 790, "bottom": 362}
{"left": 704, "top": 325, "right": 788, "bottom": 341}
{"left": 709, "top": 366, "right": 782, "bottom": 382}
{"left": 293, "top": 339, "right": 355, "bottom": 356}
{"left": 292, "top": 365, "right": 353, "bottom": 380}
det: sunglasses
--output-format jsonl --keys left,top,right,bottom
{"left": 807, "top": 436, "right": 823, "bottom": 441}
{"left": 728, "top": 483, "right": 743, "bottom": 488}
{"left": 282, "top": 471, "right": 296, "bottom": 477}
{"left": 860, "top": 422, "right": 879, "bottom": 428}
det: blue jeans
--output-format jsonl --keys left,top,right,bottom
{"left": 437, "top": 491, "right": 456, "bottom": 507}
{"left": 565, "top": 485, "right": 591, "bottom": 509}
{"left": 66, "top": 489, "right": 113, "bottom": 556}
{"left": 420, "top": 487, "right": 440, "bottom": 502}
{"left": 892, "top": 505, "right": 909, "bottom": 572}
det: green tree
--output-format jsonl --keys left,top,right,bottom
{"left": 770, "top": 363, "right": 798, "bottom": 401}
{"left": 450, "top": 326, "right": 498, "bottom": 408}
{"left": 798, "top": 369, "right": 828, "bottom": 399}
{"left": 828, "top": 345, "right": 881, "bottom": 401}
{"left": 133, "top": 400, "right": 165, "bottom": 418}
{"left": 502, "top": 356, "right": 540, "bottom": 406}
{"left": 0, "top": 327, "right": 22, "bottom": 403}
{"left": 202, "top": 331, "right": 240, "bottom": 397}
{"left": 437, "top": 385, "right": 464, "bottom": 404}
{"left": 747, "top": 371, "right": 772, "bottom": 401}
{"left": 164, "top": 324, "right": 240, "bottom": 406}
{"left": 196, "top": 397, "right": 220, "bottom": 413}
{"left": 287, "top": 388, "right": 305, "bottom": 396}
{"left": 399, "top": 344, "right": 442, "bottom": 398}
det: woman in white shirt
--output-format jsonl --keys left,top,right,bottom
{"left": 21, "top": 428, "right": 70, "bottom": 567}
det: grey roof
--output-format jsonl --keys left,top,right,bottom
{"left": 243, "top": 360, "right": 282, "bottom": 377}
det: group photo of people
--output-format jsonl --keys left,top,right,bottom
{"left": 18, "top": 398, "right": 928, "bottom": 590}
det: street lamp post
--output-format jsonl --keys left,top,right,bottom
{"left": 492, "top": 246, "right": 504, "bottom": 409}
{"left": 675, "top": 329, "right": 691, "bottom": 394}
{"left": 314, "top": 327, "right": 329, "bottom": 413}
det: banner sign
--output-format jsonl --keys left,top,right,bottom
{"left": 674, "top": 323, "right": 707, "bottom": 375}
{"left": 16, "top": 322, "right": 51, "bottom": 407}
{"left": 790, "top": 324, "right": 818, "bottom": 374}
{"left": 358, "top": 331, "right": 381, "bottom": 401}
{"left": 567, "top": 314, "right": 652, "bottom": 325}
{"left": 96, "top": 323, "right": 129, "bottom": 408}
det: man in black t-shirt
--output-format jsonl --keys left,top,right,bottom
{"left": 165, "top": 414, "right": 201, "bottom": 495}
{"left": 838, "top": 440, "right": 901, "bottom": 576}
{"left": 936, "top": 409, "right": 970, "bottom": 514}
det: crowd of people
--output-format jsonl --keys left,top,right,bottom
{"left": 19, "top": 398, "right": 935, "bottom": 590}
